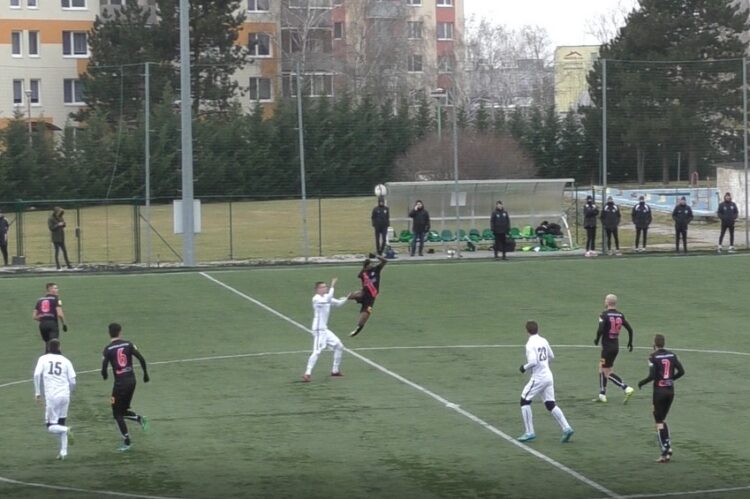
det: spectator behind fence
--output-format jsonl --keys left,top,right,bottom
{"left": 0, "top": 210, "right": 8, "bottom": 265}
{"left": 48, "top": 207, "right": 72, "bottom": 270}
{"left": 631, "top": 196, "right": 652, "bottom": 253}
{"left": 600, "top": 196, "right": 622, "bottom": 256}
{"left": 717, "top": 192, "right": 738, "bottom": 254}
{"left": 371, "top": 197, "right": 390, "bottom": 256}
{"left": 408, "top": 200, "right": 430, "bottom": 257}
{"left": 583, "top": 195, "right": 599, "bottom": 257}
{"left": 672, "top": 196, "right": 693, "bottom": 253}
{"left": 490, "top": 200, "right": 511, "bottom": 260}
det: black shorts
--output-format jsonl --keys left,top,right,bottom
{"left": 39, "top": 319, "right": 59, "bottom": 343}
{"left": 599, "top": 348, "right": 619, "bottom": 369}
{"left": 652, "top": 389, "right": 674, "bottom": 423}
{"left": 355, "top": 291, "right": 376, "bottom": 313}
{"left": 111, "top": 377, "right": 137, "bottom": 417}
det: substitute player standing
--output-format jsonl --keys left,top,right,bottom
{"left": 594, "top": 294, "right": 635, "bottom": 403}
{"left": 33, "top": 339, "right": 76, "bottom": 460}
{"left": 303, "top": 278, "right": 348, "bottom": 382}
{"left": 517, "top": 321, "right": 574, "bottom": 443}
{"left": 33, "top": 282, "right": 68, "bottom": 346}
{"left": 348, "top": 253, "right": 387, "bottom": 337}
{"left": 638, "top": 334, "right": 685, "bottom": 463}
{"left": 101, "top": 323, "right": 150, "bottom": 451}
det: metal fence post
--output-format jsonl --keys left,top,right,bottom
{"left": 75, "top": 206, "right": 81, "bottom": 264}
{"left": 318, "top": 197, "right": 323, "bottom": 257}
{"left": 229, "top": 199, "right": 234, "bottom": 260}
{"left": 134, "top": 201, "right": 141, "bottom": 263}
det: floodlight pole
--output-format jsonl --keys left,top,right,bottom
{"left": 601, "top": 59, "right": 608, "bottom": 252}
{"left": 144, "top": 61, "right": 152, "bottom": 266}
{"left": 743, "top": 58, "right": 749, "bottom": 248}
{"left": 296, "top": 62, "right": 310, "bottom": 261}
{"left": 25, "top": 89, "right": 32, "bottom": 145}
{"left": 451, "top": 92, "right": 461, "bottom": 257}
{"left": 179, "top": 0, "right": 195, "bottom": 266}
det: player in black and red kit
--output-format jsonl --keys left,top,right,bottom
{"left": 594, "top": 294, "right": 635, "bottom": 404}
{"left": 348, "top": 253, "right": 387, "bottom": 337}
{"left": 638, "top": 334, "right": 685, "bottom": 463}
{"left": 101, "top": 322, "right": 150, "bottom": 451}
{"left": 32, "top": 282, "right": 68, "bottom": 346}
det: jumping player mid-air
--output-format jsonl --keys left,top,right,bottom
{"left": 348, "top": 253, "right": 387, "bottom": 337}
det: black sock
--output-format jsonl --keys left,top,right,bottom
{"left": 124, "top": 410, "right": 140, "bottom": 422}
{"left": 658, "top": 424, "right": 671, "bottom": 453}
{"left": 599, "top": 372, "right": 608, "bottom": 394}
{"left": 353, "top": 324, "right": 363, "bottom": 334}
{"left": 115, "top": 416, "right": 129, "bottom": 437}
{"left": 608, "top": 373, "right": 627, "bottom": 389}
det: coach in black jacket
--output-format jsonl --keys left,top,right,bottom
{"left": 717, "top": 192, "right": 738, "bottom": 253}
{"left": 631, "top": 196, "right": 652, "bottom": 252}
{"left": 490, "top": 200, "right": 511, "bottom": 260}
{"left": 672, "top": 196, "right": 693, "bottom": 253}
{"left": 408, "top": 200, "right": 430, "bottom": 257}
{"left": 583, "top": 195, "right": 599, "bottom": 254}
{"left": 600, "top": 196, "right": 622, "bottom": 255}
{"left": 371, "top": 197, "right": 390, "bottom": 255}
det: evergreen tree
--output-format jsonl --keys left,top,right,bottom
{"left": 473, "top": 101, "right": 490, "bottom": 133}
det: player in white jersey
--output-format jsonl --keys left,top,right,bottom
{"left": 517, "top": 321, "right": 574, "bottom": 443}
{"left": 303, "top": 278, "right": 348, "bottom": 382}
{"left": 33, "top": 339, "right": 76, "bottom": 459}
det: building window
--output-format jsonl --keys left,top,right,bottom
{"left": 438, "top": 55, "right": 454, "bottom": 73}
{"left": 10, "top": 0, "right": 20, "bottom": 7}
{"left": 11, "top": 31, "right": 22, "bottom": 56}
{"left": 28, "top": 31, "right": 39, "bottom": 56}
{"left": 289, "top": 0, "right": 330, "bottom": 8}
{"left": 333, "top": 0, "right": 342, "bottom": 4}
{"left": 436, "top": 0, "right": 452, "bottom": 5}
{"left": 13, "top": 80, "right": 23, "bottom": 104}
{"left": 408, "top": 54, "right": 423, "bottom": 72}
{"left": 406, "top": 0, "right": 421, "bottom": 5}
{"left": 333, "top": 22, "right": 344, "bottom": 39}
{"left": 249, "top": 77, "right": 272, "bottom": 101}
{"left": 64, "top": 79, "right": 85, "bottom": 104}
{"left": 407, "top": 21, "right": 422, "bottom": 40}
{"left": 29, "top": 79, "right": 40, "bottom": 104}
{"left": 27, "top": 0, "right": 38, "bottom": 7}
{"left": 281, "top": 29, "right": 302, "bottom": 54}
{"left": 282, "top": 73, "right": 333, "bottom": 97}
{"left": 61, "top": 0, "right": 86, "bottom": 7}
{"left": 437, "top": 22, "right": 453, "bottom": 40}
{"left": 248, "top": 33, "right": 271, "bottom": 57}
{"left": 63, "top": 31, "right": 88, "bottom": 56}
{"left": 248, "top": 0, "right": 269, "bottom": 11}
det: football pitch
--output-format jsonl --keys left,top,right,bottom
{"left": 1, "top": 254, "right": 749, "bottom": 499}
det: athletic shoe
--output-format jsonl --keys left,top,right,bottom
{"left": 615, "top": 250, "right": 622, "bottom": 256}
{"left": 623, "top": 386, "right": 635, "bottom": 404}
{"left": 717, "top": 245, "right": 722, "bottom": 254}
{"left": 729, "top": 246, "right": 736, "bottom": 254}
{"left": 517, "top": 433, "right": 536, "bottom": 442}
{"left": 117, "top": 443, "right": 131, "bottom": 452}
{"left": 302, "top": 374, "right": 311, "bottom": 382}
{"left": 594, "top": 394, "right": 608, "bottom": 403}
{"left": 561, "top": 428, "right": 575, "bottom": 443}
{"left": 140, "top": 416, "right": 150, "bottom": 432}
{"left": 349, "top": 329, "right": 361, "bottom": 337}
{"left": 56, "top": 452, "right": 67, "bottom": 460}
{"left": 656, "top": 452, "right": 672, "bottom": 463}
{"left": 331, "top": 371, "right": 344, "bottom": 377}
{"left": 67, "top": 428, "right": 74, "bottom": 446}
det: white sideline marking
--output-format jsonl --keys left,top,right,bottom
{"left": 592, "top": 484, "right": 750, "bottom": 499}
{"left": 0, "top": 476, "right": 187, "bottom": 499}
{"left": 199, "top": 272, "right": 622, "bottom": 499}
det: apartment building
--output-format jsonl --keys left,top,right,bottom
{"left": 0, "top": 0, "right": 96, "bottom": 130}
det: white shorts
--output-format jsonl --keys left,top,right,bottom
{"left": 521, "top": 377, "right": 555, "bottom": 403}
{"left": 45, "top": 394, "right": 70, "bottom": 424}
{"left": 312, "top": 329, "right": 342, "bottom": 354}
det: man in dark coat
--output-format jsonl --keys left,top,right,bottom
{"left": 600, "top": 196, "right": 622, "bottom": 256}
{"left": 371, "top": 197, "right": 390, "bottom": 256}
{"left": 408, "top": 200, "right": 430, "bottom": 257}
{"left": 631, "top": 196, "right": 652, "bottom": 253}
{"left": 672, "top": 196, "right": 693, "bottom": 253}
{"left": 717, "top": 192, "right": 738, "bottom": 254}
{"left": 490, "top": 200, "right": 511, "bottom": 260}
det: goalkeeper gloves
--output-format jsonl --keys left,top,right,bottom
{"left": 519, "top": 365, "right": 526, "bottom": 374}
{"left": 62, "top": 324, "right": 68, "bottom": 332}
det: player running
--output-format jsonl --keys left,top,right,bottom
{"left": 101, "top": 323, "right": 150, "bottom": 451}
{"left": 517, "top": 321, "right": 574, "bottom": 443}
{"left": 594, "top": 294, "right": 635, "bottom": 404}
{"left": 303, "top": 278, "right": 348, "bottom": 382}
{"left": 33, "top": 282, "right": 68, "bottom": 347}
{"left": 348, "top": 253, "right": 387, "bottom": 337}
{"left": 33, "top": 339, "right": 76, "bottom": 460}
{"left": 637, "top": 334, "right": 685, "bottom": 463}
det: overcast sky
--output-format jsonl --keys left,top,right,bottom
{"left": 464, "top": 0, "right": 640, "bottom": 47}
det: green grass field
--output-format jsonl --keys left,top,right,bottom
{"left": 1, "top": 254, "right": 749, "bottom": 499}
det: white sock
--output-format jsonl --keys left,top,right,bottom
{"left": 551, "top": 406, "right": 571, "bottom": 431}
{"left": 521, "top": 405, "right": 534, "bottom": 434}
{"left": 48, "top": 424, "right": 69, "bottom": 454}
{"left": 305, "top": 350, "right": 320, "bottom": 376}
{"left": 332, "top": 345, "right": 343, "bottom": 373}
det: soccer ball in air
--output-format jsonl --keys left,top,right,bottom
{"left": 374, "top": 184, "right": 387, "bottom": 197}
